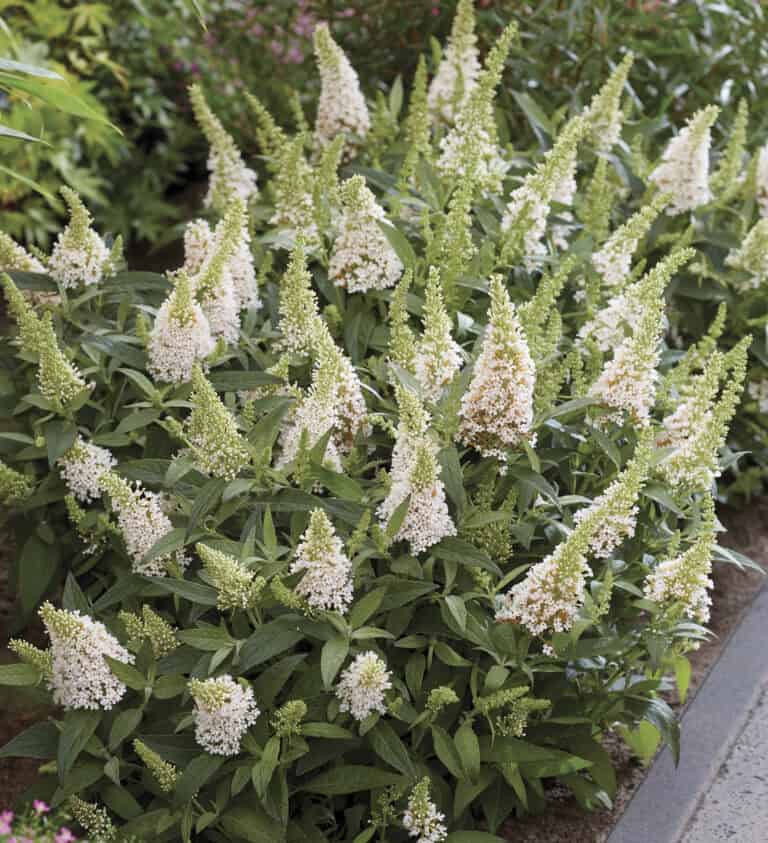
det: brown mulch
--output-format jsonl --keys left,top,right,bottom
{"left": 506, "top": 498, "right": 768, "bottom": 843}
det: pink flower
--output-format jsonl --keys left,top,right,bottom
{"left": 1, "top": 811, "right": 14, "bottom": 823}
{"left": 33, "top": 800, "right": 49, "bottom": 815}
{"left": 56, "top": 828, "right": 77, "bottom": 843}
{"left": 0, "top": 819, "right": 12, "bottom": 836}
{"left": 250, "top": 23, "right": 264, "bottom": 37}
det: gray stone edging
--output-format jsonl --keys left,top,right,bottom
{"left": 607, "top": 584, "right": 768, "bottom": 843}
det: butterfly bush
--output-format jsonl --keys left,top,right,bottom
{"left": 0, "top": 3, "right": 764, "bottom": 839}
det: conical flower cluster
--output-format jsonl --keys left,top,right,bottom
{"left": 458, "top": 276, "right": 535, "bottom": 459}
{"left": 589, "top": 249, "right": 694, "bottom": 425}
{"left": 329, "top": 175, "right": 403, "bottom": 293}
{"left": 267, "top": 134, "right": 319, "bottom": 245}
{"left": 39, "top": 602, "right": 134, "bottom": 710}
{"left": 197, "top": 543, "right": 264, "bottom": 612}
{"left": 119, "top": 604, "right": 178, "bottom": 659}
{"left": 133, "top": 739, "right": 178, "bottom": 793}
{"left": 58, "top": 438, "right": 116, "bottom": 503}
{"left": 649, "top": 105, "right": 719, "bottom": 214}
{"left": 313, "top": 23, "right": 370, "bottom": 157}
{"left": 644, "top": 498, "right": 716, "bottom": 623}
{"left": 427, "top": 0, "right": 480, "bottom": 124}
{"left": 100, "top": 471, "right": 188, "bottom": 577}
{"left": 68, "top": 798, "right": 116, "bottom": 842}
{"left": 290, "top": 509, "right": 354, "bottom": 613}
{"left": 147, "top": 270, "right": 216, "bottom": 384}
{"left": 414, "top": 268, "right": 463, "bottom": 401}
{"left": 387, "top": 271, "right": 417, "bottom": 373}
{"left": 584, "top": 52, "right": 634, "bottom": 151}
{"left": 189, "top": 675, "right": 260, "bottom": 756}
{"left": 0, "top": 460, "right": 32, "bottom": 505}
{"left": 378, "top": 387, "right": 456, "bottom": 554}
{"left": 403, "top": 777, "right": 448, "bottom": 843}
{"left": 400, "top": 57, "right": 431, "bottom": 185}
{"left": 436, "top": 23, "right": 517, "bottom": 191}
{"left": 48, "top": 188, "right": 114, "bottom": 288}
{"left": 725, "top": 218, "right": 768, "bottom": 289}
{"left": 2, "top": 274, "right": 87, "bottom": 408}
{"left": 185, "top": 365, "right": 250, "bottom": 480}
{"left": 501, "top": 116, "right": 587, "bottom": 265}
{"left": 277, "top": 237, "right": 321, "bottom": 356}
{"left": 189, "top": 85, "right": 258, "bottom": 214}
{"left": 592, "top": 194, "right": 668, "bottom": 289}
{"left": 335, "top": 651, "right": 392, "bottom": 721}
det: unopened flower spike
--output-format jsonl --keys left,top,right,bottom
{"left": 185, "top": 365, "right": 250, "bottom": 480}
{"left": 0, "top": 231, "right": 45, "bottom": 273}
{"left": 476, "top": 687, "right": 550, "bottom": 738}
{"left": 0, "top": 459, "right": 33, "bottom": 505}
{"left": 644, "top": 494, "right": 717, "bottom": 623}
{"left": 313, "top": 22, "right": 370, "bottom": 157}
{"left": 133, "top": 739, "right": 178, "bottom": 792}
{"left": 573, "top": 433, "right": 653, "bottom": 559}
{"left": 428, "top": 0, "right": 480, "bottom": 125}
{"left": 501, "top": 116, "right": 588, "bottom": 266}
{"left": 726, "top": 218, "right": 768, "bottom": 289}
{"left": 189, "top": 84, "right": 258, "bottom": 214}
{"left": 244, "top": 92, "right": 287, "bottom": 161}
{"left": 268, "top": 133, "right": 319, "bottom": 245}
{"left": 119, "top": 604, "right": 177, "bottom": 659}
{"left": 589, "top": 248, "right": 695, "bottom": 426}
{"left": 2, "top": 274, "right": 87, "bottom": 408}
{"left": 458, "top": 275, "right": 535, "bottom": 460}
{"left": 69, "top": 797, "right": 116, "bottom": 842}
{"left": 592, "top": 192, "right": 669, "bottom": 289}
{"left": 8, "top": 638, "right": 52, "bottom": 679}
{"left": 437, "top": 22, "right": 517, "bottom": 191}
{"left": 272, "top": 699, "right": 308, "bottom": 738}
{"left": 711, "top": 98, "right": 748, "bottom": 201}
{"left": 399, "top": 55, "right": 431, "bottom": 186}
{"left": 147, "top": 269, "right": 215, "bottom": 384}
{"left": 403, "top": 777, "right": 448, "bottom": 843}
{"left": 518, "top": 256, "right": 575, "bottom": 359}
{"left": 49, "top": 187, "right": 113, "bottom": 288}
{"left": 189, "top": 674, "right": 260, "bottom": 756}
{"left": 100, "top": 470, "right": 189, "bottom": 577}
{"left": 649, "top": 104, "right": 719, "bottom": 214}
{"left": 335, "top": 650, "right": 392, "bottom": 721}
{"left": 584, "top": 52, "right": 634, "bottom": 151}
{"left": 580, "top": 156, "right": 617, "bottom": 244}
{"left": 430, "top": 177, "right": 477, "bottom": 304}
{"left": 277, "top": 235, "right": 321, "bottom": 356}
{"left": 414, "top": 267, "right": 463, "bottom": 400}
{"left": 290, "top": 508, "right": 354, "bottom": 614}
{"left": 313, "top": 133, "right": 345, "bottom": 231}
{"left": 197, "top": 542, "right": 265, "bottom": 612}
{"left": 755, "top": 142, "right": 768, "bottom": 217}
{"left": 58, "top": 437, "right": 116, "bottom": 503}
{"left": 329, "top": 175, "right": 403, "bottom": 293}
{"left": 388, "top": 270, "right": 417, "bottom": 373}
{"left": 39, "top": 601, "right": 134, "bottom": 710}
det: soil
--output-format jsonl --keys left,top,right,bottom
{"left": 506, "top": 498, "right": 768, "bottom": 843}
{"left": 0, "top": 500, "right": 766, "bottom": 825}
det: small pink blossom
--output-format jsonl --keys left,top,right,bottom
{"left": 56, "top": 828, "right": 77, "bottom": 843}
{"left": 33, "top": 800, "right": 49, "bottom": 815}
{"left": 0, "top": 819, "right": 11, "bottom": 836}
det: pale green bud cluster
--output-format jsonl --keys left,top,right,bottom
{"left": 388, "top": 270, "right": 417, "bottom": 372}
{"left": 277, "top": 236, "right": 321, "bottom": 356}
{"left": 271, "top": 699, "right": 308, "bottom": 737}
{"left": 197, "top": 542, "right": 265, "bottom": 612}
{"left": 0, "top": 231, "right": 44, "bottom": 272}
{"left": 476, "top": 686, "right": 550, "bottom": 737}
{"left": 188, "top": 676, "right": 231, "bottom": 709}
{"left": 711, "top": 98, "right": 749, "bottom": 201}
{"left": 425, "top": 686, "right": 459, "bottom": 715}
{"left": 133, "top": 739, "right": 178, "bottom": 792}
{"left": 2, "top": 273, "right": 87, "bottom": 409}
{"left": 585, "top": 52, "right": 634, "bottom": 151}
{"left": 69, "top": 797, "right": 116, "bottom": 842}
{"left": 0, "top": 459, "right": 32, "bottom": 505}
{"left": 580, "top": 157, "right": 617, "bottom": 243}
{"left": 186, "top": 365, "right": 250, "bottom": 480}
{"left": 119, "top": 605, "right": 178, "bottom": 659}
{"left": 270, "top": 577, "right": 309, "bottom": 613}
{"left": 726, "top": 218, "right": 768, "bottom": 287}
{"left": 245, "top": 92, "right": 287, "bottom": 159}
{"left": 395, "top": 383, "right": 430, "bottom": 437}
{"left": 414, "top": 267, "right": 463, "bottom": 399}
{"left": 8, "top": 638, "right": 52, "bottom": 679}
{"left": 399, "top": 56, "right": 431, "bottom": 186}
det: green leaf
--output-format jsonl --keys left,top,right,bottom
{"left": 446, "top": 833, "right": 505, "bottom": 842}
{"left": 377, "top": 221, "right": 417, "bottom": 270}
{"left": 301, "top": 723, "right": 356, "bottom": 740}
{"left": 58, "top": 709, "right": 101, "bottom": 779}
{"left": 62, "top": 572, "right": 91, "bottom": 614}
{"left": 302, "top": 765, "right": 404, "bottom": 795}
{"left": 349, "top": 587, "right": 387, "bottom": 629}
{"left": 174, "top": 754, "right": 224, "bottom": 806}
{"left": 252, "top": 736, "right": 281, "bottom": 799}
{"left": 312, "top": 467, "right": 364, "bottom": 501}
{"left": 0, "top": 73, "right": 116, "bottom": 127}
{"left": 455, "top": 721, "right": 481, "bottom": 781}
{"left": 146, "top": 577, "right": 219, "bottom": 606}
{"left": 643, "top": 698, "right": 680, "bottom": 765}
{"left": 0, "top": 663, "right": 40, "bottom": 686}
{"left": 675, "top": 656, "right": 692, "bottom": 704}
{"left": 432, "top": 725, "right": 465, "bottom": 779}
{"left": 141, "top": 527, "right": 187, "bottom": 566}
{"left": 104, "top": 657, "right": 147, "bottom": 691}
{"left": 240, "top": 620, "right": 305, "bottom": 671}
{"left": 177, "top": 625, "right": 234, "bottom": 652}
{"left": 444, "top": 595, "right": 467, "bottom": 633}
{"left": 220, "top": 801, "right": 285, "bottom": 843}
{"left": 109, "top": 708, "right": 143, "bottom": 751}
{"left": 19, "top": 534, "right": 59, "bottom": 614}
{"left": 321, "top": 637, "right": 349, "bottom": 690}
{"left": 368, "top": 720, "right": 416, "bottom": 777}
{"left": 0, "top": 58, "right": 63, "bottom": 79}
{"left": 0, "top": 721, "right": 58, "bottom": 759}
{"left": 208, "top": 371, "right": 282, "bottom": 391}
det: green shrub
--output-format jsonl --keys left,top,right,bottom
{"left": 0, "top": 4, "right": 761, "bottom": 841}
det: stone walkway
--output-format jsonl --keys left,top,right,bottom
{"left": 608, "top": 586, "right": 768, "bottom": 843}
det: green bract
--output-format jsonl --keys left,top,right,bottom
{"left": 0, "top": 4, "right": 760, "bottom": 841}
